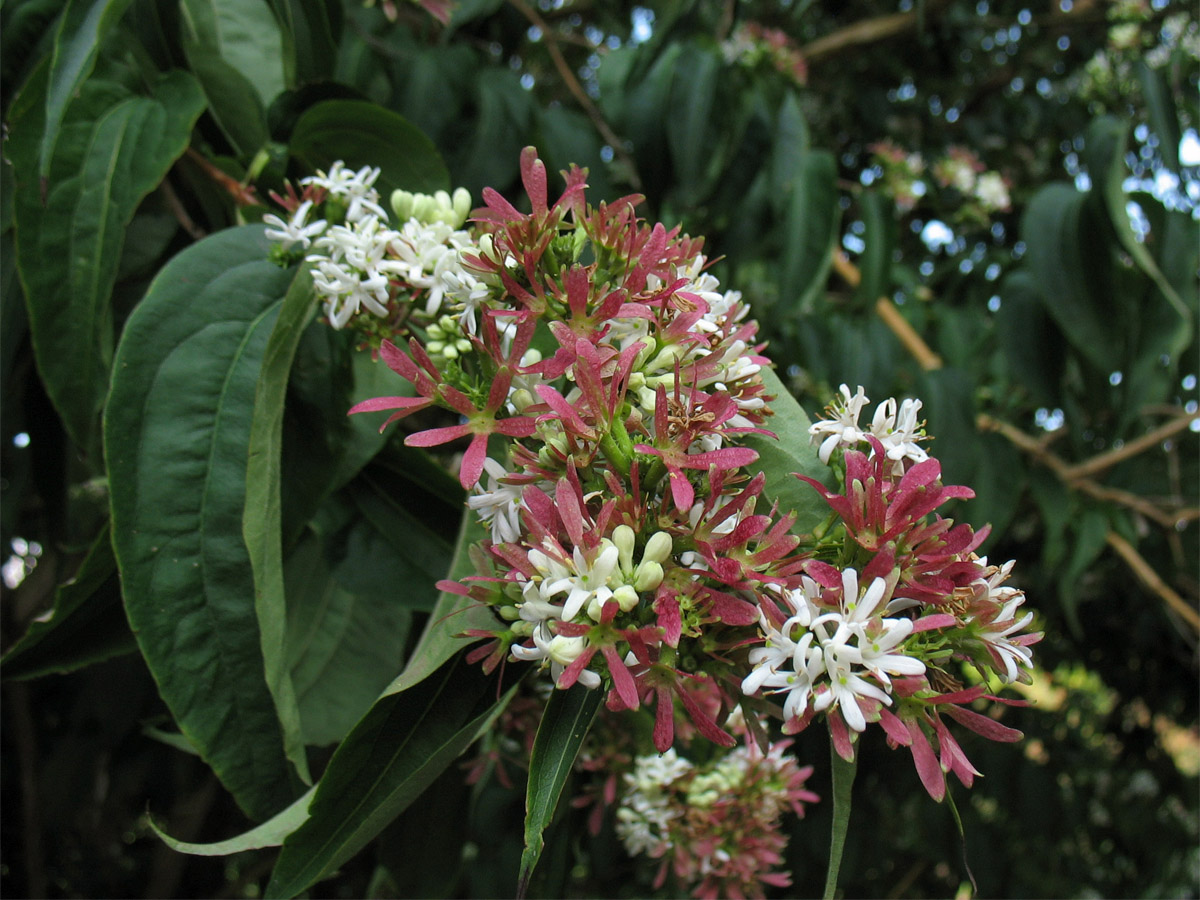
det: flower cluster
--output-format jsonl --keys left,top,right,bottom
{"left": 738, "top": 386, "right": 1042, "bottom": 798}
{"left": 263, "top": 162, "right": 477, "bottom": 344}
{"left": 615, "top": 740, "right": 818, "bottom": 899}
{"left": 722, "top": 22, "right": 808, "bottom": 86}
{"left": 869, "top": 140, "right": 1011, "bottom": 223}
{"left": 270, "top": 148, "right": 1039, "bottom": 803}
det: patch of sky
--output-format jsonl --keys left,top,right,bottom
{"left": 520, "top": 73, "right": 535, "bottom": 90}
{"left": 988, "top": 295, "right": 1002, "bottom": 311}
{"left": 946, "top": 106, "right": 961, "bottom": 123}
{"left": 1109, "top": 371, "right": 1123, "bottom": 386}
{"left": 920, "top": 220, "right": 956, "bottom": 252}
{"left": 843, "top": 233, "right": 866, "bottom": 253}
{"left": 1182, "top": 374, "right": 1197, "bottom": 391}
{"left": 959, "top": 258, "right": 975, "bottom": 274}
{"left": 1035, "top": 407, "right": 1065, "bottom": 431}
{"left": 919, "top": 260, "right": 935, "bottom": 277}
{"left": 631, "top": 7, "right": 654, "bottom": 45}
{"left": 13, "top": 432, "right": 29, "bottom": 448}
{"left": 1057, "top": 35, "right": 1070, "bottom": 50}
{"left": 985, "top": 263, "right": 1002, "bottom": 281}
{"left": 1018, "top": 9, "right": 1032, "bottom": 25}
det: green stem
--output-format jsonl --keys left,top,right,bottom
{"left": 599, "top": 430, "right": 631, "bottom": 479}
{"left": 641, "top": 456, "right": 667, "bottom": 495}
{"left": 823, "top": 745, "right": 857, "bottom": 900}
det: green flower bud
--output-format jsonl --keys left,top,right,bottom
{"left": 634, "top": 560, "right": 664, "bottom": 592}
{"left": 613, "top": 584, "right": 640, "bottom": 612}
{"left": 642, "top": 531, "right": 674, "bottom": 565}
{"left": 391, "top": 189, "right": 415, "bottom": 221}
{"left": 612, "top": 525, "right": 636, "bottom": 574}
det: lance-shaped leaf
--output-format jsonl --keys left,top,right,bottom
{"left": 11, "top": 63, "right": 206, "bottom": 448}
{"left": 244, "top": 266, "right": 317, "bottom": 783}
{"left": 106, "top": 225, "right": 298, "bottom": 820}
{"left": 0, "top": 521, "right": 136, "bottom": 680}
{"left": 264, "top": 652, "right": 524, "bottom": 899}
{"left": 778, "top": 149, "right": 839, "bottom": 317}
{"left": 38, "top": 0, "right": 137, "bottom": 180}
{"left": 153, "top": 786, "right": 316, "bottom": 856}
{"left": 516, "top": 684, "right": 603, "bottom": 899}
{"left": 742, "top": 367, "right": 834, "bottom": 536}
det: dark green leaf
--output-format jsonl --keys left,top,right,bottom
{"left": 742, "top": 367, "right": 835, "bottom": 537}
{"left": 852, "top": 189, "right": 895, "bottom": 307}
{"left": 39, "top": 0, "right": 137, "bottom": 179}
{"left": 10, "top": 65, "right": 206, "bottom": 448}
{"left": 996, "top": 270, "right": 1065, "bottom": 407}
{"left": 266, "top": 0, "right": 342, "bottom": 87}
{"left": 289, "top": 100, "right": 449, "bottom": 198}
{"left": 106, "top": 225, "right": 298, "bottom": 820}
{"left": 153, "top": 786, "right": 316, "bottom": 856}
{"left": 667, "top": 44, "right": 718, "bottom": 201}
{"left": 382, "top": 508, "right": 495, "bottom": 696}
{"left": 284, "top": 525, "right": 415, "bottom": 747}
{"left": 1136, "top": 62, "right": 1181, "bottom": 172}
{"left": 244, "top": 266, "right": 318, "bottom": 782}
{"left": 769, "top": 90, "right": 811, "bottom": 214}
{"left": 0, "top": 522, "right": 136, "bottom": 680}
{"left": 517, "top": 684, "right": 603, "bottom": 898}
{"left": 264, "top": 652, "right": 523, "bottom": 899}
{"left": 778, "top": 150, "right": 840, "bottom": 317}
{"left": 1085, "top": 116, "right": 1191, "bottom": 328}
{"left": 180, "top": 0, "right": 285, "bottom": 105}
{"left": 1020, "top": 183, "right": 1120, "bottom": 373}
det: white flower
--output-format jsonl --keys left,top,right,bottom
{"left": 466, "top": 458, "right": 526, "bottom": 544}
{"left": 809, "top": 385, "right": 929, "bottom": 469}
{"left": 263, "top": 199, "right": 327, "bottom": 251}
{"left": 742, "top": 569, "right": 925, "bottom": 732}
{"left": 307, "top": 215, "right": 405, "bottom": 328}
{"left": 969, "top": 558, "right": 1035, "bottom": 682}
{"left": 974, "top": 171, "right": 1011, "bottom": 212}
{"left": 808, "top": 384, "right": 871, "bottom": 463}
{"left": 301, "top": 162, "right": 388, "bottom": 224}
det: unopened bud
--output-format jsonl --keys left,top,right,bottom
{"left": 612, "top": 584, "right": 639, "bottom": 612}
{"left": 391, "top": 189, "right": 415, "bottom": 221}
{"left": 642, "top": 531, "right": 673, "bottom": 565}
{"left": 633, "top": 561, "right": 664, "bottom": 592}
{"left": 547, "top": 635, "right": 588, "bottom": 666}
{"left": 510, "top": 388, "right": 535, "bottom": 412}
{"left": 498, "top": 605, "right": 521, "bottom": 621}
{"left": 612, "top": 525, "right": 636, "bottom": 573}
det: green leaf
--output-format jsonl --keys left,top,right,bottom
{"left": 823, "top": 745, "right": 857, "bottom": 900}
{"left": 264, "top": 652, "right": 523, "bottom": 900}
{"left": 1020, "top": 182, "right": 1120, "bottom": 373}
{"left": 38, "top": 0, "right": 136, "bottom": 180}
{"left": 1085, "top": 115, "right": 1192, "bottom": 329}
{"left": 742, "top": 367, "right": 834, "bottom": 537}
{"left": 106, "top": 225, "right": 298, "bottom": 821}
{"left": 244, "top": 266, "right": 318, "bottom": 783}
{"left": 153, "top": 786, "right": 316, "bottom": 856}
{"left": 852, "top": 189, "right": 895, "bottom": 307}
{"left": 289, "top": 100, "right": 449, "bottom": 198}
{"left": 10, "top": 65, "right": 207, "bottom": 448}
{"left": 516, "top": 684, "right": 603, "bottom": 899}
{"left": 768, "top": 90, "right": 811, "bottom": 215}
{"left": 180, "top": 0, "right": 285, "bottom": 107}
{"left": 284, "top": 524, "right": 415, "bottom": 747}
{"left": 667, "top": 44, "right": 718, "bottom": 201}
{"left": 181, "top": 41, "right": 268, "bottom": 160}
{"left": 778, "top": 150, "right": 840, "bottom": 317}
{"left": 0, "top": 522, "right": 136, "bottom": 680}
{"left": 996, "top": 270, "right": 1065, "bottom": 407}
{"left": 1136, "top": 62, "right": 1181, "bottom": 173}
{"left": 382, "top": 508, "right": 495, "bottom": 696}
{"left": 266, "top": 0, "right": 342, "bottom": 87}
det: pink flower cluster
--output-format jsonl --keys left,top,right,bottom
{"left": 344, "top": 148, "right": 1040, "bottom": 801}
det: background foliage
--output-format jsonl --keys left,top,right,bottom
{"left": 2, "top": 0, "right": 1197, "bottom": 897}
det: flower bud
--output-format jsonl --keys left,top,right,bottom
{"left": 509, "top": 388, "right": 535, "bottom": 412}
{"left": 612, "top": 584, "right": 640, "bottom": 612}
{"left": 634, "top": 561, "right": 664, "bottom": 592}
{"left": 642, "top": 531, "right": 673, "bottom": 566}
{"left": 391, "top": 189, "right": 415, "bottom": 221}
{"left": 511, "top": 620, "right": 534, "bottom": 637}
{"left": 498, "top": 604, "right": 521, "bottom": 621}
{"left": 612, "top": 525, "right": 636, "bottom": 574}
{"left": 547, "top": 635, "right": 588, "bottom": 666}
{"left": 452, "top": 187, "right": 472, "bottom": 225}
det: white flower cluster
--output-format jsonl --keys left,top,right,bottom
{"left": 968, "top": 557, "right": 1036, "bottom": 682}
{"left": 808, "top": 383, "right": 928, "bottom": 469}
{"left": 264, "top": 164, "right": 488, "bottom": 332}
{"left": 741, "top": 569, "right": 925, "bottom": 732}
{"left": 614, "top": 749, "right": 693, "bottom": 856}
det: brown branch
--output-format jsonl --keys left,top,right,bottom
{"left": 799, "top": 0, "right": 954, "bottom": 67}
{"left": 508, "top": 0, "right": 643, "bottom": 192}
{"left": 1106, "top": 530, "right": 1200, "bottom": 631}
{"left": 1063, "top": 412, "right": 1200, "bottom": 480}
{"left": 833, "top": 251, "right": 943, "bottom": 371}
{"left": 159, "top": 177, "right": 206, "bottom": 241}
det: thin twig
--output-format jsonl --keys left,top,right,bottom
{"left": 832, "top": 251, "right": 943, "bottom": 371}
{"left": 508, "top": 0, "right": 642, "bottom": 192}
{"left": 799, "top": 0, "right": 953, "bottom": 66}
{"left": 1063, "top": 412, "right": 1200, "bottom": 480}
{"left": 1105, "top": 530, "right": 1200, "bottom": 631}
{"left": 159, "top": 177, "right": 207, "bottom": 241}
